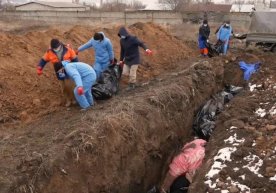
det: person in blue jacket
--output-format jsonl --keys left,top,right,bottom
{"left": 118, "top": 27, "right": 152, "bottom": 90}
{"left": 198, "top": 19, "right": 210, "bottom": 57}
{"left": 77, "top": 32, "right": 114, "bottom": 79}
{"left": 56, "top": 61, "right": 97, "bottom": 110}
{"left": 216, "top": 20, "right": 232, "bottom": 55}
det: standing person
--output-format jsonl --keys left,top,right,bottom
{"left": 36, "top": 38, "right": 78, "bottom": 107}
{"left": 118, "top": 27, "right": 152, "bottom": 90}
{"left": 159, "top": 139, "right": 207, "bottom": 193}
{"left": 198, "top": 19, "right": 210, "bottom": 57}
{"left": 216, "top": 20, "right": 233, "bottom": 55}
{"left": 77, "top": 32, "right": 114, "bottom": 79}
{"left": 57, "top": 61, "right": 97, "bottom": 110}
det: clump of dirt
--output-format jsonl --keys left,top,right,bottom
{"left": 0, "top": 22, "right": 194, "bottom": 124}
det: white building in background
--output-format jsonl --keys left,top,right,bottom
{"left": 15, "top": 1, "right": 90, "bottom": 11}
{"left": 230, "top": 4, "right": 255, "bottom": 12}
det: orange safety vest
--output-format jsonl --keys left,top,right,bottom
{"left": 42, "top": 45, "right": 77, "bottom": 65}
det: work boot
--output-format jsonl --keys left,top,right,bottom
{"left": 80, "top": 106, "right": 91, "bottom": 112}
{"left": 126, "top": 83, "right": 136, "bottom": 91}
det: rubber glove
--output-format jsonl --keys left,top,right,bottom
{"left": 37, "top": 66, "right": 43, "bottom": 75}
{"left": 145, "top": 49, "right": 153, "bottom": 55}
{"left": 77, "top": 87, "right": 84, "bottom": 95}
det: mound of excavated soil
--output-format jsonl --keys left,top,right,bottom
{"left": 189, "top": 52, "right": 276, "bottom": 193}
{"left": 0, "top": 55, "right": 226, "bottom": 193}
{"left": 0, "top": 23, "right": 194, "bottom": 124}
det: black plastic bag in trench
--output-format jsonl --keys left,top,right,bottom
{"left": 193, "top": 86, "right": 243, "bottom": 140}
{"left": 92, "top": 64, "right": 122, "bottom": 100}
{"left": 206, "top": 40, "right": 224, "bottom": 57}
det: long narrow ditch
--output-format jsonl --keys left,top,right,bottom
{"left": 5, "top": 58, "right": 242, "bottom": 193}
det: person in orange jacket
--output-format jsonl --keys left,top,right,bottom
{"left": 36, "top": 38, "right": 79, "bottom": 107}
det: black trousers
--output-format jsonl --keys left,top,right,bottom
{"left": 170, "top": 175, "right": 190, "bottom": 193}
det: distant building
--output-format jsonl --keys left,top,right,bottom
{"left": 230, "top": 4, "right": 255, "bottom": 12}
{"left": 271, "top": 1, "right": 276, "bottom": 8}
{"left": 143, "top": 3, "right": 172, "bottom": 10}
{"left": 15, "top": 1, "right": 90, "bottom": 11}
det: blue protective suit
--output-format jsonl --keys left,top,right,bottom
{"left": 239, "top": 61, "right": 261, "bottom": 81}
{"left": 78, "top": 32, "right": 114, "bottom": 78}
{"left": 217, "top": 25, "right": 232, "bottom": 55}
{"left": 62, "top": 61, "right": 97, "bottom": 109}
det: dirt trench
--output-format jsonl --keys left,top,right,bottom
{"left": 189, "top": 52, "right": 276, "bottom": 193}
{"left": 0, "top": 55, "right": 231, "bottom": 193}
{"left": 2, "top": 21, "right": 274, "bottom": 193}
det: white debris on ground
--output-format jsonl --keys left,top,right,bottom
{"left": 255, "top": 103, "right": 275, "bottom": 117}
{"left": 204, "top": 73, "right": 276, "bottom": 193}
{"left": 204, "top": 128, "right": 246, "bottom": 192}
{"left": 229, "top": 178, "right": 251, "bottom": 192}
{"left": 205, "top": 147, "right": 237, "bottom": 189}
{"left": 239, "top": 175, "right": 245, "bottom": 180}
{"left": 243, "top": 154, "right": 264, "bottom": 178}
{"left": 249, "top": 83, "right": 262, "bottom": 92}
{"left": 228, "top": 126, "right": 237, "bottom": 131}
{"left": 206, "top": 148, "right": 236, "bottom": 176}
{"left": 269, "top": 104, "right": 276, "bottom": 116}
{"left": 204, "top": 126, "right": 265, "bottom": 192}
{"left": 255, "top": 108, "right": 266, "bottom": 117}
{"left": 224, "top": 133, "right": 245, "bottom": 146}
{"left": 270, "top": 175, "right": 276, "bottom": 181}
{"left": 249, "top": 83, "right": 257, "bottom": 92}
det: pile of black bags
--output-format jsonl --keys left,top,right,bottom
{"left": 206, "top": 41, "right": 224, "bottom": 57}
{"left": 92, "top": 64, "right": 122, "bottom": 100}
{"left": 193, "top": 85, "right": 243, "bottom": 140}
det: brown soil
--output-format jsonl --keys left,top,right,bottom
{"left": 189, "top": 52, "right": 276, "bottom": 193}
{"left": 0, "top": 21, "right": 275, "bottom": 193}
{"left": 0, "top": 22, "right": 194, "bottom": 124}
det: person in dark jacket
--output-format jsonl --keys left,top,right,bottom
{"left": 198, "top": 20, "right": 210, "bottom": 57}
{"left": 118, "top": 27, "right": 152, "bottom": 90}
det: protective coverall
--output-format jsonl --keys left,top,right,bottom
{"left": 217, "top": 25, "right": 232, "bottom": 55}
{"left": 78, "top": 32, "right": 114, "bottom": 79}
{"left": 62, "top": 61, "right": 97, "bottom": 109}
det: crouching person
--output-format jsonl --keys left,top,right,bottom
{"left": 37, "top": 39, "right": 79, "bottom": 107}
{"left": 159, "top": 139, "right": 206, "bottom": 193}
{"left": 57, "top": 61, "right": 97, "bottom": 110}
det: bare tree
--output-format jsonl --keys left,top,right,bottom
{"left": 247, "top": 0, "right": 255, "bottom": 5}
{"left": 159, "top": 0, "right": 191, "bottom": 11}
{"left": 201, "top": 0, "right": 212, "bottom": 3}
{"left": 100, "top": 0, "right": 145, "bottom": 11}
{"left": 235, "top": 0, "right": 245, "bottom": 12}
{"left": 129, "top": 0, "right": 146, "bottom": 9}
